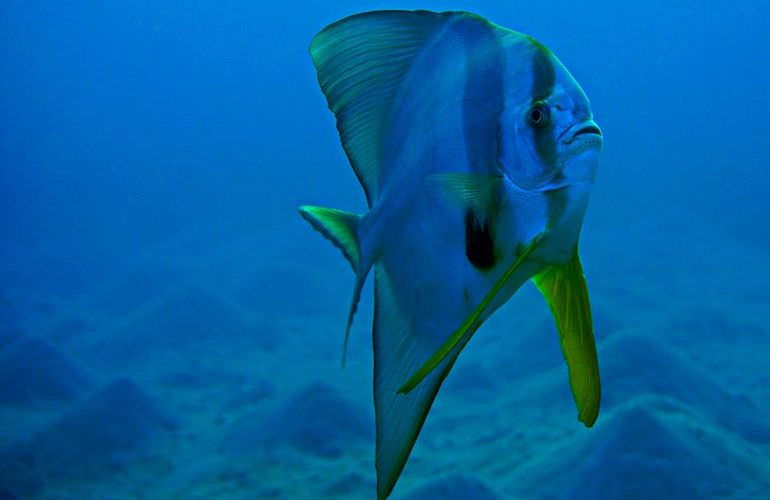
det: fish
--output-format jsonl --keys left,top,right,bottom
{"left": 298, "top": 10, "right": 603, "bottom": 499}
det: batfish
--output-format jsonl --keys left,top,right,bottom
{"left": 299, "top": 10, "right": 603, "bottom": 498}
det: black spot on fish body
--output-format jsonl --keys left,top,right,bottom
{"left": 465, "top": 210, "right": 496, "bottom": 270}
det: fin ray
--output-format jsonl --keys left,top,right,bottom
{"left": 426, "top": 172, "right": 502, "bottom": 216}
{"left": 298, "top": 205, "right": 361, "bottom": 271}
{"left": 310, "top": 11, "right": 451, "bottom": 205}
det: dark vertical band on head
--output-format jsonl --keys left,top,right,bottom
{"left": 530, "top": 40, "right": 558, "bottom": 167}
{"left": 530, "top": 39, "right": 556, "bottom": 99}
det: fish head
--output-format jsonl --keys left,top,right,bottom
{"left": 499, "top": 39, "right": 602, "bottom": 191}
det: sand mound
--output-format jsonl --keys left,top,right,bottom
{"left": 92, "top": 285, "right": 272, "bottom": 366}
{"left": 601, "top": 334, "right": 770, "bottom": 441}
{"left": 403, "top": 473, "right": 504, "bottom": 500}
{"left": 323, "top": 471, "right": 375, "bottom": 496}
{"left": 0, "top": 336, "right": 91, "bottom": 407}
{"left": 492, "top": 297, "right": 622, "bottom": 384}
{"left": 238, "top": 262, "right": 350, "bottom": 319}
{"left": 221, "top": 381, "right": 372, "bottom": 458}
{"left": 0, "top": 378, "right": 177, "bottom": 496}
{"left": 551, "top": 399, "right": 770, "bottom": 499}
{"left": 95, "top": 269, "right": 172, "bottom": 315}
{"left": 225, "top": 379, "right": 275, "bottom": 410}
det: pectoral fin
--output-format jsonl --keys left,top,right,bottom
{"left": 427, "top": 172, "right": 504, "bottom": 271}
{"left": 425, "top": 172, "right": 502, "bottom": 217}
{"left": 532, "top": 250, "right": 601, "bottom": 427}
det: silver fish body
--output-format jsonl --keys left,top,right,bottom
{"left": 300, "top": 10, "right": 602, "bottom": 498}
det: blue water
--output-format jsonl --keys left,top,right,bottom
{"left": 2, "top": 1, "right": 769, "bottom": 498}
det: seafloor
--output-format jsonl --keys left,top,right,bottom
{"left": 1, "top": 203, "right": 769, "bottom": 499}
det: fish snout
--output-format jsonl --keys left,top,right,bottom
{"left": 563, "top": 120, "right": 602, "bottom": 145}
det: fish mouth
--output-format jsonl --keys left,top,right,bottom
{"left": 563, "top": 121, "right": 602, "bottom": 144}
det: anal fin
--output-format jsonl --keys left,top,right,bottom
{"left": 373, "top": 264, "right": 463, "bottom": 499}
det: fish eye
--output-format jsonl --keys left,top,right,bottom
{"left": 528, "top": 104, "right": 550, "bottom": 127}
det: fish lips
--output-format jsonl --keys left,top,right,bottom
{"left": 562, "top": 120, "right": 603, "bottom": 146}
{"left": 556, "top": 120, "right": 602, "bottom": 183}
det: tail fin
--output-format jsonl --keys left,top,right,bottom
{"left": 298, "top": 205, "right": 371, "bottom": 365}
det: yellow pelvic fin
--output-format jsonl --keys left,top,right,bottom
{"left": 532, "top": 250, "right": 601, "bottom": 427}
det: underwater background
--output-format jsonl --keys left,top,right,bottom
{"left": 2, "top": 0, "right": 769, "bottom": 498}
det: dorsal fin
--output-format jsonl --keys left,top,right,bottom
{"left": 310, "top": 11, "right": 453, "bottom": 206}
